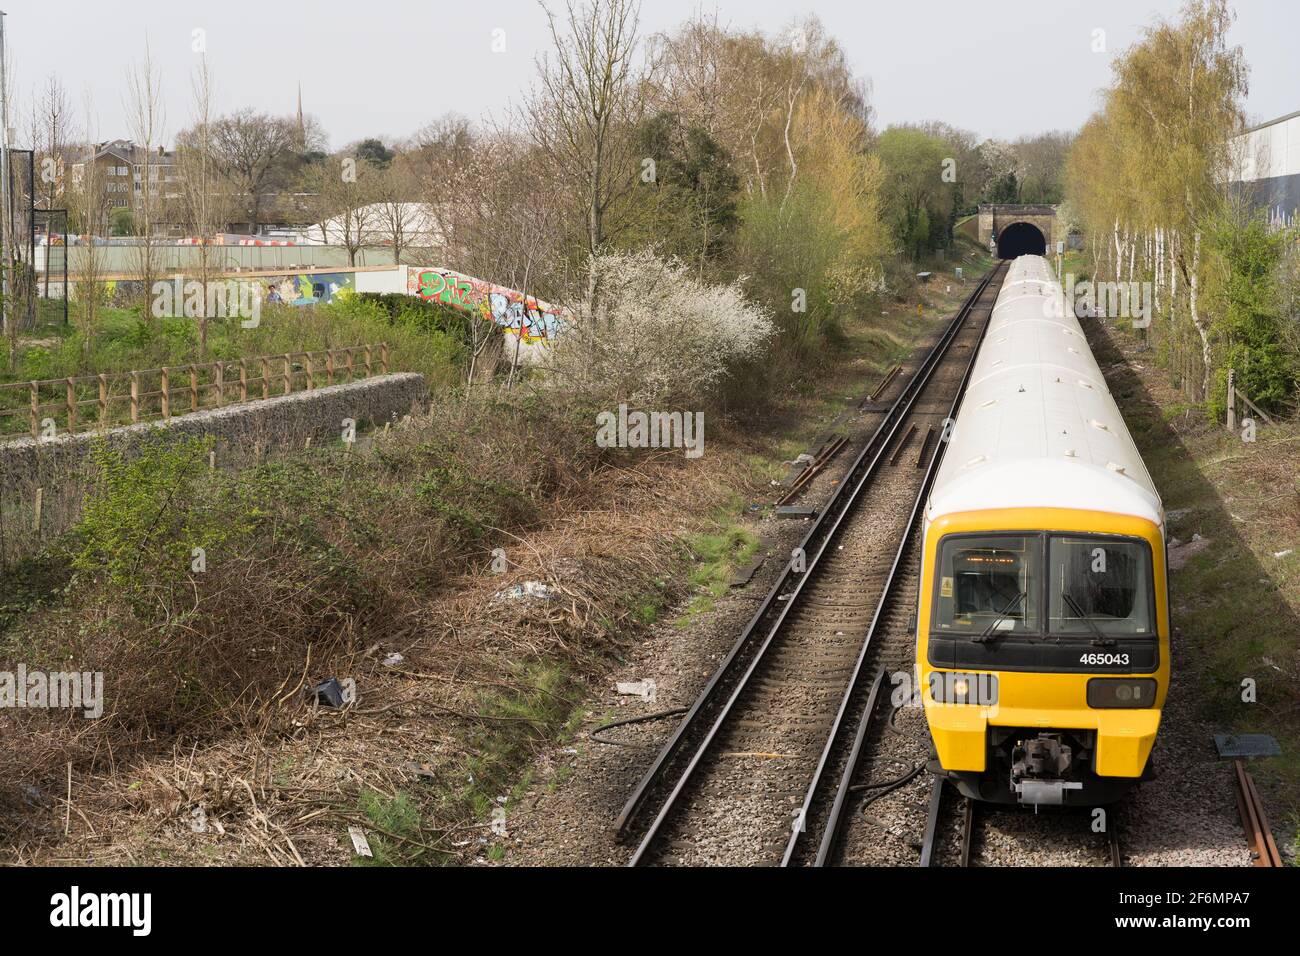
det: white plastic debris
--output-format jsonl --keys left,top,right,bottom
{"left": 348, "top": 826, "right": 373, "bottom": 858}
{"left": 1274, "top": 549, "right": 1293, "bottom": 559}
{"left": 492, "top": 581, "right": 557, "bottom": 603}
{"left": 490, "top": 807, "right": 508, "bottom": 836}
{"left": 616, "top": 680, "right": 657, "bottom": 703}
{"left": 382, "top": 652, "right": 405, "bottom": 667}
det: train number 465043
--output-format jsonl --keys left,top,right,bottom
{"left": 1079, "top": 653, "right": 1131, "bottom": 666}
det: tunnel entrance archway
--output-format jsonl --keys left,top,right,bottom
{"left": 996, "top": 221, "right": 1047, "bottom": 259}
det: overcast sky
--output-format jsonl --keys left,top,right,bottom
{"left": 5, "top": 0, "right": 1295, "bottom": 148}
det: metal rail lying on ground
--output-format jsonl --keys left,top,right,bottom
{"left": 1234, "top": 759, "right": 1283, "bottom": 867}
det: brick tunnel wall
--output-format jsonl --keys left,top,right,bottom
{"left": 977, "top": 205, "right": 1060, "bottom": 254}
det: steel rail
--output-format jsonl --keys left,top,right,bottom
{"left": 918, "top": 776, "right": 947, "bottom": 867}
{"left": 928, "top": 783, "right": 1128, "bottom": 869}
{"left": 960, "top": 797, "right": 976, "bottom": 867}
{"left": 619, "top": 263, "right": 1005, "bottom": 861}
{"left": 784, "top": 264, "right": 1001, "bottom": 866}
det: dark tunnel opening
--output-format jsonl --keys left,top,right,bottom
{"left": 996, "top": 221, "right": 1047, "bottom": 259}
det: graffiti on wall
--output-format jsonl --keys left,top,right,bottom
{"left": 57, "top": 272, "right": 358, "bottom": 309}
{"left": 263, "top": 272, "right": 355, "bottom": 306}
{"left": 409, "top": 268, "right": 566, "bottom": 344}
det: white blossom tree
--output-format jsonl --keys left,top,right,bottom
{"left": 542, "top": 249, "right": 774, "bottom": 408}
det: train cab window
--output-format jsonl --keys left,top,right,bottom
{"left": 1048, "top": 536, "right": 1154, "bottom": 636}
{"left": 933, "top": 535, "right": 1039, "bottom": 634}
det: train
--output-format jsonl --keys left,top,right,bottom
{"left": 916, "top": 255, "right": 1169, "bottom": 806}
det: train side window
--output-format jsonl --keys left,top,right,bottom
{"left": 933, "top": 534, "right": 1039, "bottom": 634}
{"left": 1048, "top": 536, "right": 1154, "bottom": 636}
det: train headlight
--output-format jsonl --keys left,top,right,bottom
{"left": 1087, "top": 678, "right": 1157, "bottom": 709}
{"left": 929, "top": 671, "right": 997, "bottom": 706}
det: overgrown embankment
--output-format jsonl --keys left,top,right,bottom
{"left": 1089, "top": 317, "right": 1300, "bottom": 852}
{"left": 0, "top": 248, "right": 979, "bottom": 865}
{"left": 0, "top": 390, "right": 712, "bottom": 861}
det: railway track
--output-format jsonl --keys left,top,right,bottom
{"left": 916, "top": 779, "right": 1125, "bottom": 868}
{"left": 615, "top": 261, "right": 1007, "bottom": 866}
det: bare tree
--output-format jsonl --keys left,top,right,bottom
{"left": 309, "top": 154, "right": 376, "bottom": 265}
{"left": 411, "top": 113, "right": 481, "bottom": 264}
{"left": 371, "top": 159, "right": 422, "bottom": 264}
{"left": 470, "top": 143, "right": 560, "bottom": 385}
{"left": 411, "top": 129, "right": 565, "bottom": 386}
{"left": 175, "top": 57, "right": 226, "bottom": 350}
{"left": 648, "top": 14, "right": 865, "bottom": 202}
{"left": 525, "top": 0, "right": 646, "bottom": 285}
{"left": 29, "top": 75, "right": 72, "bottom": 303}
{"left": 409, "top": 114, "right": 476, "bottom": 173}
{"left": 207, "top": 108, "right": 297, "bottom": 233}
{"left": 66, "top": 93, "right": 109, "bottom": 361}
{"left": 124, "top": 41, "right": 165, "bottom": 312}
{"left": 32, "top": 74, "right": 71, "bottom": 212}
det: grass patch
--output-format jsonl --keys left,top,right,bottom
{"left": 453, "top": 661, "right": 583, "bottom": 822}
{"left": 0, "top": 297, "right": 465, "bottom": 405}
{"left": 353, "top": 789, "right": 435, "bottom": 867}
{"left": 675, "top": 512, "right": 761, "bottom": 626}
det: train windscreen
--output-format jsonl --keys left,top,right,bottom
{"left": 933, "top": 534, "right": 1038, "bottom": 634}
{"left": 1048, "top": 536, "right": 1154, "bottom": 636}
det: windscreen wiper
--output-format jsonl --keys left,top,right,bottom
{"left": 972, "top": 591, "right": 1026, "bottom": 644}
{"left": 1062, "top": 592, "right": 1116, "bottom": 647}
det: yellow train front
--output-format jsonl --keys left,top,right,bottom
{"left": 917, "top": 256, "right": 1169, "bottom": 806}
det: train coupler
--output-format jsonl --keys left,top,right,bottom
{"left": 1010, "top": 734, "right": 1083, "bottom": 806}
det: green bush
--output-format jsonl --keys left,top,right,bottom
{"left": 356, "top": 292, "right": 477, "bottom": 341}
{"left": 734, "top": 183, "right": 869, "bottom": 363}
{"left": 1204, "top": 211, "right": 1298, "bottom": 419}
{"left": 72, "top": 436, "right": 246, "bottom": 615}
{"left": 412, "top": 437, "right": 530, "bottom": 546}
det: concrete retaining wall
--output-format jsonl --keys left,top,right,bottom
{"left": 0, "top": 372, "right": 427, "bottom": 559}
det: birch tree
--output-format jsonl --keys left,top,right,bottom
{"left": 1065, "top": 0, "right": 1246, "bottom": 400}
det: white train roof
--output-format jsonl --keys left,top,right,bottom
{"left": 926, "top": 256, "right": 1163, "bottom": 527}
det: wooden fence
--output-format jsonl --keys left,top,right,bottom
{"left": 0, "top": 343, "right": 389, "bottom": 441}
{"left": 1225, "top": 369, "right": 1274, "bottom": 434}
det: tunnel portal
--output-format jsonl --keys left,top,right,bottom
{"left": 996, "top": 221, "right": 1047, "bottom": 259}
